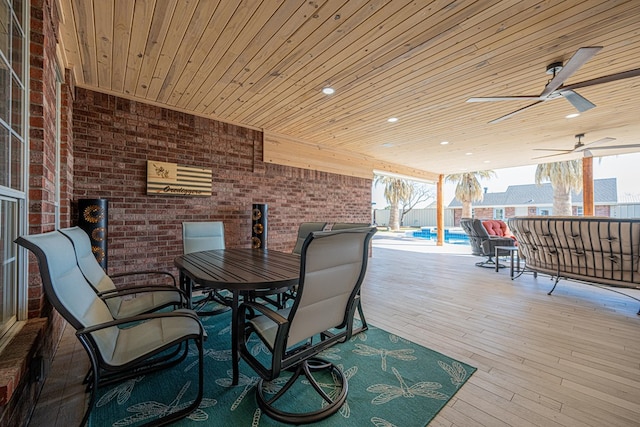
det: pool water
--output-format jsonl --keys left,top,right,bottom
{"left": 410, "top": 227, "right": 470, "bottom": 245}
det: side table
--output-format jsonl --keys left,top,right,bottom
{"left": 495, "top": 246, "right": 520, "bottom": 279}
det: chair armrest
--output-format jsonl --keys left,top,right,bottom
{"left": 97, "top": 285, "right": 186, "bottom": 302}
{"left": 239, "top": 301, "right": 288, "bottom": 326}
{"left": 109, "top": 270, "right": 177, "bottom": 286}
{"left": 76, "top": 309, "right": 204, "bottom": 337}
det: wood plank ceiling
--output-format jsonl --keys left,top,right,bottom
{"left": 56, "top": 0, "right": 640, "bottom": 180}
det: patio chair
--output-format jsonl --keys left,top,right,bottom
{"left": 16, "top": 231, "right": 205, "bottom": 427}
{"left": 330, "top": 222, "right": 371, "bottom": 230}
{"left": 59, "top": 226, "right": 186, "bottom": 318}
{"left": 460, "top": 218, "right": 516, "bottom": 268}
{"left": 292, "top": 222, "right": 327, "bottom": 254}
{"left": 237, "top": 227, "right": 377, "bottom": 424}
{"left": 182, "top": 221, "right": 286, "bottom": 311}
{"left": 182, "top": 221, "right": 226, "bottom": 253}
{"left": 182, "top": 221, "right": 232, "bottom": 314}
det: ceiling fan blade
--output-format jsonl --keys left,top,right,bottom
{"left": 466, "top": 96, "right": 540, "bottom": 102}
{"left": 574, "top": 137, "right": 616, "bottom": 151}
{"left": 488, "top": 100, "right": 545, "bottom": 124}
{"left": 540, "top": 47, "right": 602, "bottom": 98}
{"left": 532, "top": 152, "right": 573, "bottom": 160}
{"left": 532, "top": 148, "right": 573, "bottom": 152}
{"left": 586, "top": 143, "right": 640, "bottom": 150}
{"left": 562, "top": 68, "right": 640, "bottom": 91}
{"left": 561, "top": 90, "right": 595, "bottom": 112}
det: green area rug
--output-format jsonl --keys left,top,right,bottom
{"left": 89, "top": 310, "right": 475, "bottom": 426}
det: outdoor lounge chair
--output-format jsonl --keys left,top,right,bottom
{"left": 16, "top": 230, "right": 206, "bottom": 427}
{"left": 59, "top": 226, "right": 186, "bottom": 318}
{"left": 237, "top": 227, "right": 377, "bottom": 424}
{"left": 460, "top": 218, "right": 516, "bottom": 268}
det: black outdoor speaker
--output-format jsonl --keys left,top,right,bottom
{"left": 78, "top": 198, "right": 108, "bottom": 271}
{"left": 252, "top": 203, "right": 268, "bottom": 249}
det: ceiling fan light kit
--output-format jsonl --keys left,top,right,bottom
{"left": 467, "top": 46, "right": 640, "bottom": 123}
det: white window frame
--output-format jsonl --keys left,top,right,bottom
{"left": 1, "top": 0, "right": 30, "bottom": 342}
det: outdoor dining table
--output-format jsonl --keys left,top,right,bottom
{"left": 174, "top": 248, "right": 300, "bottom": 385}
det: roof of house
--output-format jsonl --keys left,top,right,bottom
{"left": 448, "top": 178, "right": 617, "bottom": 208}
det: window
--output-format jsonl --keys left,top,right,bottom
{"left": 493, "top": 208, "right": 505, "bottom": 220}
{"left": 575, "top": 206, "right": 583, "bottom": 216}
{"left": 54, "top": 66, "right": 62, "bottom": 227}
{"left": 538, "top": 208, "right": 551, "bottom": 216}
{"left": 1, "top": 0, "right": 27, "bottom": 339}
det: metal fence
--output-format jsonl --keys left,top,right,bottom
{"left": 611, "top": 204, "right": 640, "bottom": 218}
{"left": 373, "top": 208, "right": 456, "bottom": 228}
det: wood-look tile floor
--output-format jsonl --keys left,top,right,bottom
{"left": 28, "top": 233, "right": 640, "bottom": 426}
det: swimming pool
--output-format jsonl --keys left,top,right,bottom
{"left": 409, "top": 227, "right": 470, "bottom": 245}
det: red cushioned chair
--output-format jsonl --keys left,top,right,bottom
{"left": 460, "top": 218, "right": 517, "bottom": 268}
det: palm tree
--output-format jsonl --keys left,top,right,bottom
{"left": 535, "top": 160, "right": 582, "bottom": 216}
{"left": 445, "top": 171, "right": 495, "bottom": 218}
{"left": 374, "top": 175, "right": 412, "bottom": 231}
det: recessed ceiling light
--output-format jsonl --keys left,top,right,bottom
{"left": 566, "top": 113, "right": 580, "bottom": 118}
{"left": 322, "top": 87, "right": 335, "bottom": 95}
{"left": 440, "top": 141, "right": 449, "bottom": 145}
{"left": 387, "top": 117, "right": 398, "bottom": 123}
{"left": 382, "top": 143, "right": 393, "bottom": 147}
{"left": 483, "top": 160, "right": 491, "bottom": 163}
{"left": 465, "top": 152, "right": 473, "bottom": 156}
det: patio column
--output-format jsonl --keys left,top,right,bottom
{"left": 582, "top": 157, "right": 594, "bottom": 216}
{"left": 437, "top": 174, "right": 444, "bottom": 246}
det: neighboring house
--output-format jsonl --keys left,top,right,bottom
{"left": 448, "top": 178, "right": 618, "bottom": 224}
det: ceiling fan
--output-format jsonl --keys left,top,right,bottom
{"left": 467, "top": 46, "right": 640, "bottom": 124}
{"left": 532, "top": 133, "right": 640, "bottom": 160}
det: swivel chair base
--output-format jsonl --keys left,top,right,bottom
{"left": 256, "top": 357, "right": 347, "bottom": 424}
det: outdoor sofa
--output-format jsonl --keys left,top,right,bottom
{"left": 508, "top": 216, "right": 640, "bottom": 313}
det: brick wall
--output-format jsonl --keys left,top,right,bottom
{"left": 72, "top": 88, "right": 372, "bottom": 276}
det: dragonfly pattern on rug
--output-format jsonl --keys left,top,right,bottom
{"left": 215, "top": 370, "right": 260, "bottom": 411}
{"left": 113, "top": 382, "right": 217, "bottom": 426}
{"left": 96, "top": 376, "right": 144, "bottom": 407}
{"left": 321, "top": 364, "right": 357, "bottom": 419}
{"left": 438, "top": 360, "right": 469, "bottom": 387}
{"left": 367, "top": 367, "right": 448, "bottom": 404}
{"left": 352, "top": 343, "right": 416, "bottom": 371}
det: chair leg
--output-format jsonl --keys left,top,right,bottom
{"left": 354, "top": 298, "right": 368, "bottom": 333}
{"left": 192, "top": 290, "right": 231, "bottom": 316}
{"left": 256, "top": 357, "right": 347, "bottom": 424}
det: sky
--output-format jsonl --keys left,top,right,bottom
{"left": 372, "top": 152, "right": 640, "bottom": 208}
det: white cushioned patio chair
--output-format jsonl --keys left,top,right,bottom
{"left": 181, "top": 221, "right": 232, "bottom": 314}
{"left": 237, "top": 226, "right": 377, "bottom": 424}
{"left": 182, "top": 221, "right": 226, "bottom": 253}
{"left": 331, "top": 222, "right": 371, "bottom": 230}
{"left": 291, "top": 222, "right": 327, "bottom": 255}
{"left": 59, "top": 226, "right": 186, "bottom": 318}
{"left": 16, "top": 231, "right": 206, "bottom": 427}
